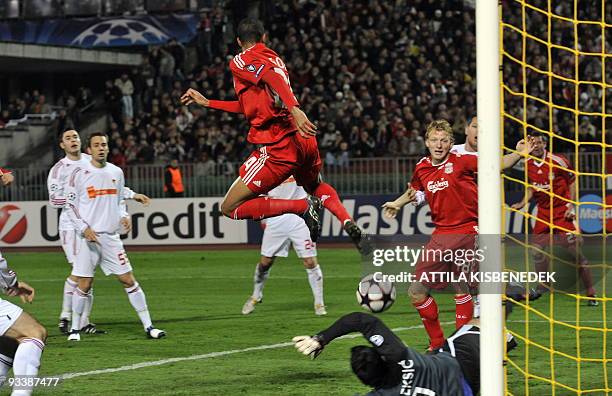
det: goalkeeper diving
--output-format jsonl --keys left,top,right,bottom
{"left": 292, "top": 312, "right": 479, "bottom": 395}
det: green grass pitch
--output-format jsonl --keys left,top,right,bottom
{"left": 0, "top": 248, "right": 609, "bottom": 395}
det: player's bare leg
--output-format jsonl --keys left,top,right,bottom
{"left": 409, "top": 281, "right": 445, "bottom": 350}
{"left": 567, "top": 236, "right": 598, "bottom": 306}
{"left": 242, "top": 256, "right": 274, "bottom": 315}
{"left": 4, "top": 312, "right": 47, "bottom": 396}
{"left": 303, "top": 257, "right": 325, "bottom": 315}
{"left": 222, "top": 177, "right": 322, "bottom": 241}
{"left": 116, "top": 272, "right": 165, "bottom": 339}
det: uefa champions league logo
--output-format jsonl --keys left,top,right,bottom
{"left": 71, "top": 18, "right": 169, "bottom": 47}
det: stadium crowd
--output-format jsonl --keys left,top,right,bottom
{"left": 97, "top": 0, "right": 609, "bottom": 167}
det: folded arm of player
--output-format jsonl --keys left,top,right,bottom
{"left": 0, "top": 167, "right": 13, "bottom": 186}
{"left": 260, "top": 69, "right": 317, "bottom": 138}
{"left": 0, "top": 254, "right": 34, "bottom": 303}
{"left": 502, "top": 136, "right": 536, "bottom": 170}
{"left": 180, "top": 88, "right": 243, "bottom": 113}
{"left": 47, "top": 166, "right": 66, "bottom": 208}
{"left": 63, "top": 168, "right": 96, "bottom": 242}
{"left": 293, "top": 312, "right": 405, "bottom": 363}
{"left": 382, "top": 183, "right": 418, "bottom": 218}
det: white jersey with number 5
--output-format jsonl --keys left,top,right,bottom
{"left": 261, "top": 178, "right": 316, "bottom": 258}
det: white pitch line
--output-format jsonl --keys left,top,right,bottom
{"left": 56, "top": 318, "right": 607, "bottom": 381}
{"left": 57, "top": 322, "right": 451, "bottom": 381}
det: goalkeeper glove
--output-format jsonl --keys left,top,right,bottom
{"left": 292, "top": 335, "right": 324, "bottom": 359}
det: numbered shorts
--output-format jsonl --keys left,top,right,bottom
{"left": 72, "top": 233, "right": 132, "bottom": 277}
{"left": 59, "top": 229, "right": 78, "bottom": 265}
{"left": 415, "top": 224, "right": 479, "bottom": 290}
{"left": 239, "top": 132, "right": 322, "bottom": 195}
{"left": 532, "top": 215, "right": 577, "bottom": 248}
{"left": 261, "top": 215, "right": 317, "bottom": 258}
{"left": 0, "top": 299, "right": 23, "bottom": 336}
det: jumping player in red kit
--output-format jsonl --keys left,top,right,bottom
{"left": 181, "top": 18, "right": 365, "bottom": 250}
{"left": 511, "top": 134, "right": 597, "bottom": 305}
{"left": 381, "top": 120, "right": 480, "bottom": 350}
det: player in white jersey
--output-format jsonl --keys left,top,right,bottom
{"left": 63, "top": 132, "right": 164, "bottom": 341}
{"left": 242, "top": 177, "right": 326, "bottom": 316}
{"left": 0, "top": 168, "right": 48, "bottom": 396}
{"left": 48, "top": 130, "right": 142, "bottom": 335}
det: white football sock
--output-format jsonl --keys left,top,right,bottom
{"left": 306, "top": 265, "right": 324, "bottom": 306}
{"left": 125, "top": 283, "right": 152, "bottom": 330}
{"left": 11, "top": 338, "right": 44, "bottom": 396}
{"left": 472, "top": 294, "right": 480, "bottom": 318}
{"left": 60, "top": 278, "right": 77, "bottom": 319}
{"left": 71, "top": 288, "right": 89, "bottom": 332}
{"left": 252, "top": 264, "right": 270, "bottom": 300}
{"left": 80, "top": 288, "right": 94, "bottom": 329}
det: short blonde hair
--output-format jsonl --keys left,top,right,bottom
{"left": 425, "top": 119, "right": 454, "bottom": 141}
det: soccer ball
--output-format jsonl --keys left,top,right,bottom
{"left": 356, "top": 274, "right": 396, "bottom": 313}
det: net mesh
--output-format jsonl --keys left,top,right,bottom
{"left": 501, "top": 0, "right": 610, "bottom": 394}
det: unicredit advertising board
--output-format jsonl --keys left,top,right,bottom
{"left": 0, "top": 193, "right": 610, "bottom": 247}
{"left": 0, "top": 198, "right": 247, "bottom": 247}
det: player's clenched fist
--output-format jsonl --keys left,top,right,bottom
{"left": 181, "top": 88, "right": 209, "bottom": 107}
{"left": 292, "top": 335, "right": 323, "bottom": 359}
{"left": 382, "top": 202, "right": 402, "bottom": 219}
{"left": 83, "top": 227, "right": 99, "bottom": 243}
{"left": 7, "top": 281, "right": 36, "bottom": 304}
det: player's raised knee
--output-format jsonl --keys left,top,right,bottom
{"left": 220, "top": 199, "right": 237, "bottom": 218}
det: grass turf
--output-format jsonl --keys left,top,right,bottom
{"left": 0, "top": 248, "right": 609, "bottom": 395}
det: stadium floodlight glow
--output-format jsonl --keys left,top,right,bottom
{"left": 476, "top": 0, "right": 504, "bottom": 395}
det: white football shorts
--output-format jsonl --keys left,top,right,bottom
{"left": 72, "top": 232, "right": 133, "bottom": 277}
{"left": 59, "top": 229, "right": 78, "bottom": 265}
{"left": 261, "top": 214, "right": 317, "bottom": 258}
{"left": 0, "top": 299, "right": 23, "bottom": 336}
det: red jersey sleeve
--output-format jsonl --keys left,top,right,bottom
{"left": 460, "top": 153, "right": 478, "bottom": 175}
{"left": 208, "top": 100, "right": 242, "bottom": 113}
{"left": 410, "top": 167, "right": 423, "bottom": 191}
{"left": 556, "top": 154, "right": 575, "bottom": 184}
{"left": 230, "top": 53, "right": 270, "bottom": 85}
{"left": 0, "top": 168, "right": 10, "bottom": 174}
{"left": 260, "top": 69, "right": 299, "bottom": 110}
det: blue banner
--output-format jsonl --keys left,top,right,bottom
{"left": 246, "top": 192, "right": 612, "bottom": 244}
{"left": 0, "top": 14, "right": 198, "bottom": 48}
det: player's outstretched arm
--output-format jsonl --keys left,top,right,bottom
{"left": 510, "top": 188, "right": 533, "bottom": 210}
{"left": 293, "top": 312, "right": 405, "bottom": 363}
{"left": 181, "top": 88, "right": 242, "bottom": 113}
{"left": 502, "top": 136, "right": 536, "bottom": 170}
{"left": 382, "top": 184, "right": 417, "bottom": 218}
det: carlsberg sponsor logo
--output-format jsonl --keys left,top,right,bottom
{"left": 427, "top": 179, "right": 449, "bottom": 193}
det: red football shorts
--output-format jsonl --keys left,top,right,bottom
{"left": 239, "top": 132, "right": 321, "bottom": 195}
{"left": 414, "top": 223, "right": 479, "bottom": 290}
{"left": 532, "top": 213, "right": 577, "bottom": 247}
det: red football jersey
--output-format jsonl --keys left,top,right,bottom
{"left": 411, "top": 152, "right": 478, "bottom": 230}
{"left": 526, "top": 151, "right": 574, "bottom": 219}
{"left": 229, "top": 43, "right": 298, "bottom": 144}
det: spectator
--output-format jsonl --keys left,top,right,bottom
{"left": 194, "top": 152, "right": 217, "bottom": 176}
{"left": 104, "top": 79, "right": 123, "bottom": 125}
{"left": 164, "top": 158, "right": 185, "bottom": 197}
{"left": 115, "top": 73, "right": 134, "bottom": 120}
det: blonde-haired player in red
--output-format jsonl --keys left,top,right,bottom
{"left": 181, "top": 18, "right": 366, "bottom": 251}
{"left": 383, "top": 120, "right": 479, "bottom": 350}
{"left": 511, "top": 134, "right": 597, "bottom": 305}
{"left": 383, "top": 120, "right": 533, "bottom": 350}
